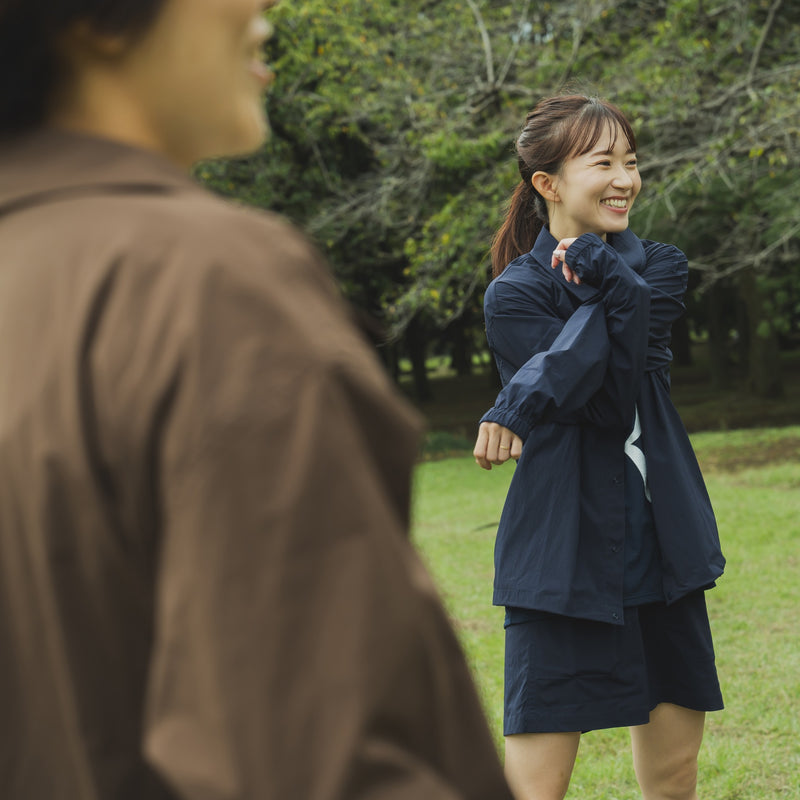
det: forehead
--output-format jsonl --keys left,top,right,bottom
{"left": 575, "top": 121, "right": 635, "bottom": 157}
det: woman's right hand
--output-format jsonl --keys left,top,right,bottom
{"left": 473, "top": 422, "right": 523, "bottom": 470}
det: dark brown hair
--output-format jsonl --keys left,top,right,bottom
{"left": 491, "top": 95, "right": 637, "bottom": 277}
{"left": 0, "top": 0, "right": 165, "bottom": 135}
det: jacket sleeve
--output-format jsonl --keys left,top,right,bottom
{"left": 481, "top": 298, "right": 611, "bottom": 439}
{"left": 481, "top": 233, "right": 650, "bottom": 439}
{"left": 136, "top": 245, "right": 511, "bottom": 799}
{"left": 639, "top": 240, "right": 689, "bottom": 365}
{"left": 559, "top": 233, "right": 651, "bottom": 427}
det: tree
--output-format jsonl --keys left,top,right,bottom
{"left": 200, "top": 0, "right": 800, "bottom": 399}
{"left": 622, "top": 0, "right": 799, "bottom": 396}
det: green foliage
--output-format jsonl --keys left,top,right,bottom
{"left": 200, "top": 0, "right": 800, "bottom": 389}
{"left": 420, "top": 129, "right": 508, "bottom": 175}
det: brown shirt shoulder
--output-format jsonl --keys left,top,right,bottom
{"left": 0, "top": 131, "right": 510, "bottom": 800}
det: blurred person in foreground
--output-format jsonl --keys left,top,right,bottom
{"left": 0, "top": 1, "right": 513, "bottom": 798}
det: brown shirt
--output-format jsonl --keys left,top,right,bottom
{"left": 0, "top": 130, "right": 511, "bottom": 800}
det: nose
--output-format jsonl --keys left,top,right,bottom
{"left": 611, "top": 165, "right": 633, "bottom": 189}
{"left": 252, "top": 14, "right": 273, "bottom": 43}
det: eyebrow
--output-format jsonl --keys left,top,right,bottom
{"left": 589, "top": 148, "right": 637, "bottom": 157}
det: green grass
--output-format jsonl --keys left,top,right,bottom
{"left": 411, "top": 426, "right": 800, "bottom": 799}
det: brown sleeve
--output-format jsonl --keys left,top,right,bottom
{"left": 138, "top": 241, "right": 511, "bottom": 799}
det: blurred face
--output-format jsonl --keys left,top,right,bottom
{"left": 543, "top": 124, "right": 641, "bottom": 241}
{"left": 130, "top": 0, "right": 277, "bottom": 164}
{"left": 55, "top": 0, "right": 278, "bottom": 166}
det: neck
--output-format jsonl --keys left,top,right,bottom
{"left": 549, "top": 222, "right": 607, "bottom": 243}
{"left": 48, "top": 72, "right": 190, "bottom": 169}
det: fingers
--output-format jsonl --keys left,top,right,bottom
{"left": 474, "top": 422, "right": 520, "bottom": 469}
{"left": 551, "top": 238, "right": 581, "bottom": 284}
{"left": 473, "top": 424, "right": 492, "bottom": 470}
{"left": 563, "top": 264, "right": 581, "bottom": 285}
{"left": 551, "top": 248, "right": 567, "bottom": 270}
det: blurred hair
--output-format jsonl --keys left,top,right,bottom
{"left": 0, "top": 0, "right": 165, "bottom": 135}
{"left": 491, "top": 95, "right": 637, "bottom": 277}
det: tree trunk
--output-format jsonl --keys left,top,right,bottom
{"left": 379, "top": 341, "right": 401, "bottom": 382}
{"left": 706, "top": 283, "right": 730, "bottom": 391}
{"left": 740, "top": 269, "right": 783, "bottom": 398}
{"left": 488, "top": 354, "right": 501, "bottom": 391}
{"left": 447, "top": 316, "right": 473, "bottom": 377}
{"left": 671, "top": 314, "right": 692, "bottom": 367}
{"left": 405, "top": 316, "right": 434, "bottom": 403}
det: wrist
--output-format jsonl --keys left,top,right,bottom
{"left": 568, "top": 233, "right": 606, "bottom": 286}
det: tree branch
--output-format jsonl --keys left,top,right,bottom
{"left": 747, "top": 0, "right": 784, "bottom": 86}
{"left": 465, "top": 0, "right": 496, "bottom": 86}
{"left": 558, "top": 18, "right": 585, "bottom": 86}
{"left": 497, "top": 0, "right": 534, "bottom": 88}
{"left": 694, "top": 220, "right": 800, "bottom": 290}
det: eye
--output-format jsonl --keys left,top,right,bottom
{"left": 594, "top": 160, "right": 611, "bottom": 167}
{"left": 627, "top": 157, "right": 639, "bottom": 167}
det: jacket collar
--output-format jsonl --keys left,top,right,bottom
{"left": 607, "top": 228, "right": 646, "bottom": 274}
{"left": 530, "top": 225, "right": 646, "bottom": 303}
{"left": 0, "top": 127, "right": 200, "bottom": 216}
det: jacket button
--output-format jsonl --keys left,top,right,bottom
{"left": 610, "top": 545, "right": 620, "bottom": 554}
{"left": 612, "top": 612, "right": 620, "bottom": 621}
{"left": 612, "top": 475, "right": 623, "bottom": 486}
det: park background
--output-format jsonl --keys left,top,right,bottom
{"left": 204, "top": 1, "right": 799, "bottom": 796}
{"left": 202, "top": 0, "right": 799, "bottom": 415}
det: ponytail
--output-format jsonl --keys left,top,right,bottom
{"left": 490, "top": 178, "right": 546, "bottom": 278}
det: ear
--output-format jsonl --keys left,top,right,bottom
{"left": 532, "top": 171, "right": 559, "bottom": 203}
{"left": 59, "top": 20, "right": 130, "bottom": 61}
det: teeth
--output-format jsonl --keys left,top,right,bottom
{"left": 602, "top": 198, "right": 627, "bottom": 209}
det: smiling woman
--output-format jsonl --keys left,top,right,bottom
{"left": 0, "top": 2, "right": 513, "bottom": 799}
{"left": 473, "top": 95, "right": 725, "bottom": 800}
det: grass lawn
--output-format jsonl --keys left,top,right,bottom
{"left": 411, "top": 426, "right": 800, "bottom": 799}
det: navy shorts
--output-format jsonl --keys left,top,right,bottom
{"left": 503, "top": 590, "right": 724, "bottom": 735}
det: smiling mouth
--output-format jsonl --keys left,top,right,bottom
{"left": 601, "top": 198, "right": 628, "bottom": 209}
{"left": 250, "top": 60, "right": 274, "bottom": 87}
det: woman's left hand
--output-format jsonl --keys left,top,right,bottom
{"left": 473, "top": 422, "right": 523, "bottom": 470}
{"left": 551, "top": 237, "right": 580, "bottom": 284}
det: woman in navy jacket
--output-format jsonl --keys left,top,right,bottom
{"left": 473, "top": 95, "right": 725, "bottom": 800}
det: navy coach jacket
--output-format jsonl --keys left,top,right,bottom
{"left": 481, "top": 227, "right": 725, "bottom": 625}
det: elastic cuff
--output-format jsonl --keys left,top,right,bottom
{"left": 479, "top": 407, "right": 532, "bottom": 441}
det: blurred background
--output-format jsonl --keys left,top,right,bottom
{"left": 199, "top": 0, "right": 800, "bottom": 445}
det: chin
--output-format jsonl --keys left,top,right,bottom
{"left": 242, "top": 109, "right": 269, "bottom": 151}
{"left": 205, "top": 116, "right": 268, "bottom": 162}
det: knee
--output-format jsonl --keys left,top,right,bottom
{"left": 504, "top": 760, "right": 572, "bottom": 800}
{"left": 637, "top": 751, "right": 698, "bottom": 800}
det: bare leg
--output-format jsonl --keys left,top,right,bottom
{"left": 630, "top": 703, "right": 706, "bottom": 800}
{"left": 504, "top": 732, "right": 580, "bottom": 800}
